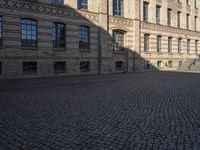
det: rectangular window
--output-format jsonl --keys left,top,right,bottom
{"left": 168, "top": 37, "right": 172, "bottom": 53}
{"left": 156, "top": 5, "right": 160, "bottom": 24}
{"left": 144, "top": 34, "right": 149, "bottom": 52}
{"left": 168, "top": 61, "right": 173, "bottom": 68}
{"left": 113, "top": 31, "right": 125, "bottom": 51}
{"left": 178, "top": 38, "right": 182, "bottom": 53}
{"left": 157, "top": 61, "right": 162, "bottom": 68}
{"left": 157, "top": 35, "right": 161, "bottom": 52}
{"left": 115, "top": 61, "right": 123, "bottom": 71}
{"left": 21, "top": 19, "right": 37, "bottom": 47}
{"left": 52, "top": 0, "right": 64, "bottom": 5}
{"left": 53, "top": 23, "right": 66, "bottom": 48}
{"left": 78, "top": 0, "right": 88, "bottom": 9}
{"left": 79, "top": 26, "right": 90, "bottom": 49}
{"left": 195, "top": 16, "right": 197, "bottom": 31}
{"left": 54, "top": 62, "right": 66, "bottom": 74}
{"left": 113, "top": 0, "right": 124, "bottom": 16}
{"left": 80, "top": 61, "right": 90, "bottom": 72}
{"left": 178, "top": 61, "right": 182, "bottom": 67}
{"left": 23, "top": 62, "right": 37, "bottom": 74}
{"left": 187, "top": 39, "right": 190, "bottom": 54}
{"left": 186, "top": 14, "right": 190, "bottom": 30}
{"left": 167, "top": 9, "right": 172, "bottom": 26}
{"left": 0, "top": 16, "right": 2, "bottom": 47}
{"left": 186, "top": 0, "right": 189, "bottom": 5}
{"left": 143, "top": 2, "right": 148, "bottom": 22}
{"left": 144, "top": 61, "right": 151, "bottom": 70}
{"left": 177, "top": 11, "right": 181, "bottom": 28}
{"left": 195, "top": 0, "right": 197, "bottom": 8}
{"left": 195, "top": 40, "right": 198, "bottom": 54}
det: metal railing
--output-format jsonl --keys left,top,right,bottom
{"left": 188, "top": 55, "right": 200, "bottom": 70}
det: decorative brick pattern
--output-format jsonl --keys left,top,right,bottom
{"left": 0, "top": 0, "right": 98, "bottom": 22}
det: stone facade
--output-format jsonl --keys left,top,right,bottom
{"left": 0, "top": 0, "right": 199, "bottom": 79}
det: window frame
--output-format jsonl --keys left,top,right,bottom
{"left": 112, "top": 30, "right": 125, "bottom": 51}
{"left": 168, "top": 61, "right": 173, "bottom": 68}
{"left": 157, "top": 35, "right": 162, "bottom": 52}
{"left": 168, "top": 37, "right": 173, "bottom": 53}
{"left": 53, "top": 22, "right": 66, "bottom": 48}
{"left": 77, "top": 0, "right": 88, "bottom": 10}
{"left": 156, "top": 5, "right": 161, "bottom": 24}
{"left": 167, "top": 8, "right": 172, "bottom": 26}
{"left": 22, "top": 62, "right": 37, "bottom": 74}
{"left": 157, "top": 61, "right": 162, "bottom": 68}
{"left": 54, "top": 61, "right": 66, "bottom": 74}
{"left": 177, "top": 11, "right": 181, "bottom": 28}
{"left": 143, "top": 2, "right": 149, "bottom": 22}
{"left": 21, "top": 18, "right": 38, "bottom": 48}
{"left": 195, "top": 40, "right": 198, "bottom": 54}
{"left": 52, "top": 0, "right": 64, "bottom": 5}
{"left": 80, "top": 61, "right": 90, "bottom": 72}
{"left": 144, "top": 34, "right": 149, "bottom": 52}
{"left": 115, "top": 61, "right": 124, "bottom": 71}
{"left": 79, "top": 25, "right": 90, "bottom": 49}
{"left": 194, "top": 16, "right": 197, "bottom": 31}
{"left": 113, "top": 0, "right": 124, "bottom": 16}
{"left": 187, "top": 39, "right": 190, "bottom": 54}
{"left": 178, "top": 38, "right": 182, "bottom": 53}
{"left": 186, "top": 14, "right": 190, "bottom": 30}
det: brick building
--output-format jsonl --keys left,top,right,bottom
{"left": 0, "top": 0, "right": 199, "bottom": 79}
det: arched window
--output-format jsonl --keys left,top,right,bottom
{"left": 21, "top": 19, "right": 37, "bottom": 47}
{"left": 113, "top": 0, "right": 124, "bottom": 16}
{"left": 53, "top": 23, "right": 66, "bottom": 48}
{"left": 78, "top": 0, "right": 88, "bottom": 9}
{"left": 113, "top": 30, "right": 125, "bottom": 51}
{"left": 79, "top": 25, "right": 90, "bottom": 49}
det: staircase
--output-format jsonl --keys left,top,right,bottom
{"left": 178, "top": 55, "right": 200, "bottom": 72}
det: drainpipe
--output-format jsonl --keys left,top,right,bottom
{"left": 135, "top": 0, "right": 142, "bottom": 72}
{"left": 107, "top": 0, "right": 109, "bottom": 33}
{"left": 97, "top": 0, "right": 102, "bottom": 74}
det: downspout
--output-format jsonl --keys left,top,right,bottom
{"left": 107, "top": 0, "right": 109, "bottom": 33}
{"left": 97, "top": 0, "right": 102, "bottom": 74}
{"left": 139, "top": 0, "right": 141, "bottom": 55}
{"left": 134, "top": 0, "right": 142, "bottom": 72}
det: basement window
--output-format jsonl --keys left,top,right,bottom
{"left": 23, "top": 62, "right": 37, "bottom": 74}
{"left": 54, "top": 62, "right": 66, "bottom": 74}
{"left": 80, "top": 61, "right": 90, "bottom": 72}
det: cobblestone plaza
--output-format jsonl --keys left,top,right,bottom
{"left": 0, "top": 72, "right": 200, "bottom": 149}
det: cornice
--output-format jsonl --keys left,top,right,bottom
{"left": 0, "top": 0, "right": 98, "bottom": 22}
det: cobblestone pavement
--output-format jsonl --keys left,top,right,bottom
{"left": 0, "top": 72, "right": 200, "bottom": 150}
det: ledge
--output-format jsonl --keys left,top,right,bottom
{"left": 53, "top": 48, "right": 67, "bottom": 51}
{"left": 79, "top": 49, "right": 90, "bottom": 52}
{"left": 21, "top": 46, "right": 38, "bottom": 50}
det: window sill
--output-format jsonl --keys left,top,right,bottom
{"left": 53, "top": 48, "right": 67, "bottom": 51}
{"left": 78, "top": 8, "right": 88, "bottom": 12}
{"left": 79, "top": 49, "right": 90, "bottom": 52}
{"left": 113, "top": 15, "right": 125, "bottom": 18}
{"left": 21, "top": 46, "right": 38, "bottom": 50}
{"left": 23, "top": 72, "right": 37, "bottom": 75}
{"left": 144, "top": 52, "right": 151, "bottom": 54}
{"left": 157, "top": 52, "right": 163, "bottom": 54}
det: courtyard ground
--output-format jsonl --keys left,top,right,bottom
{"left": 0, "top": 71, "right": 200, "bottom": 150}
